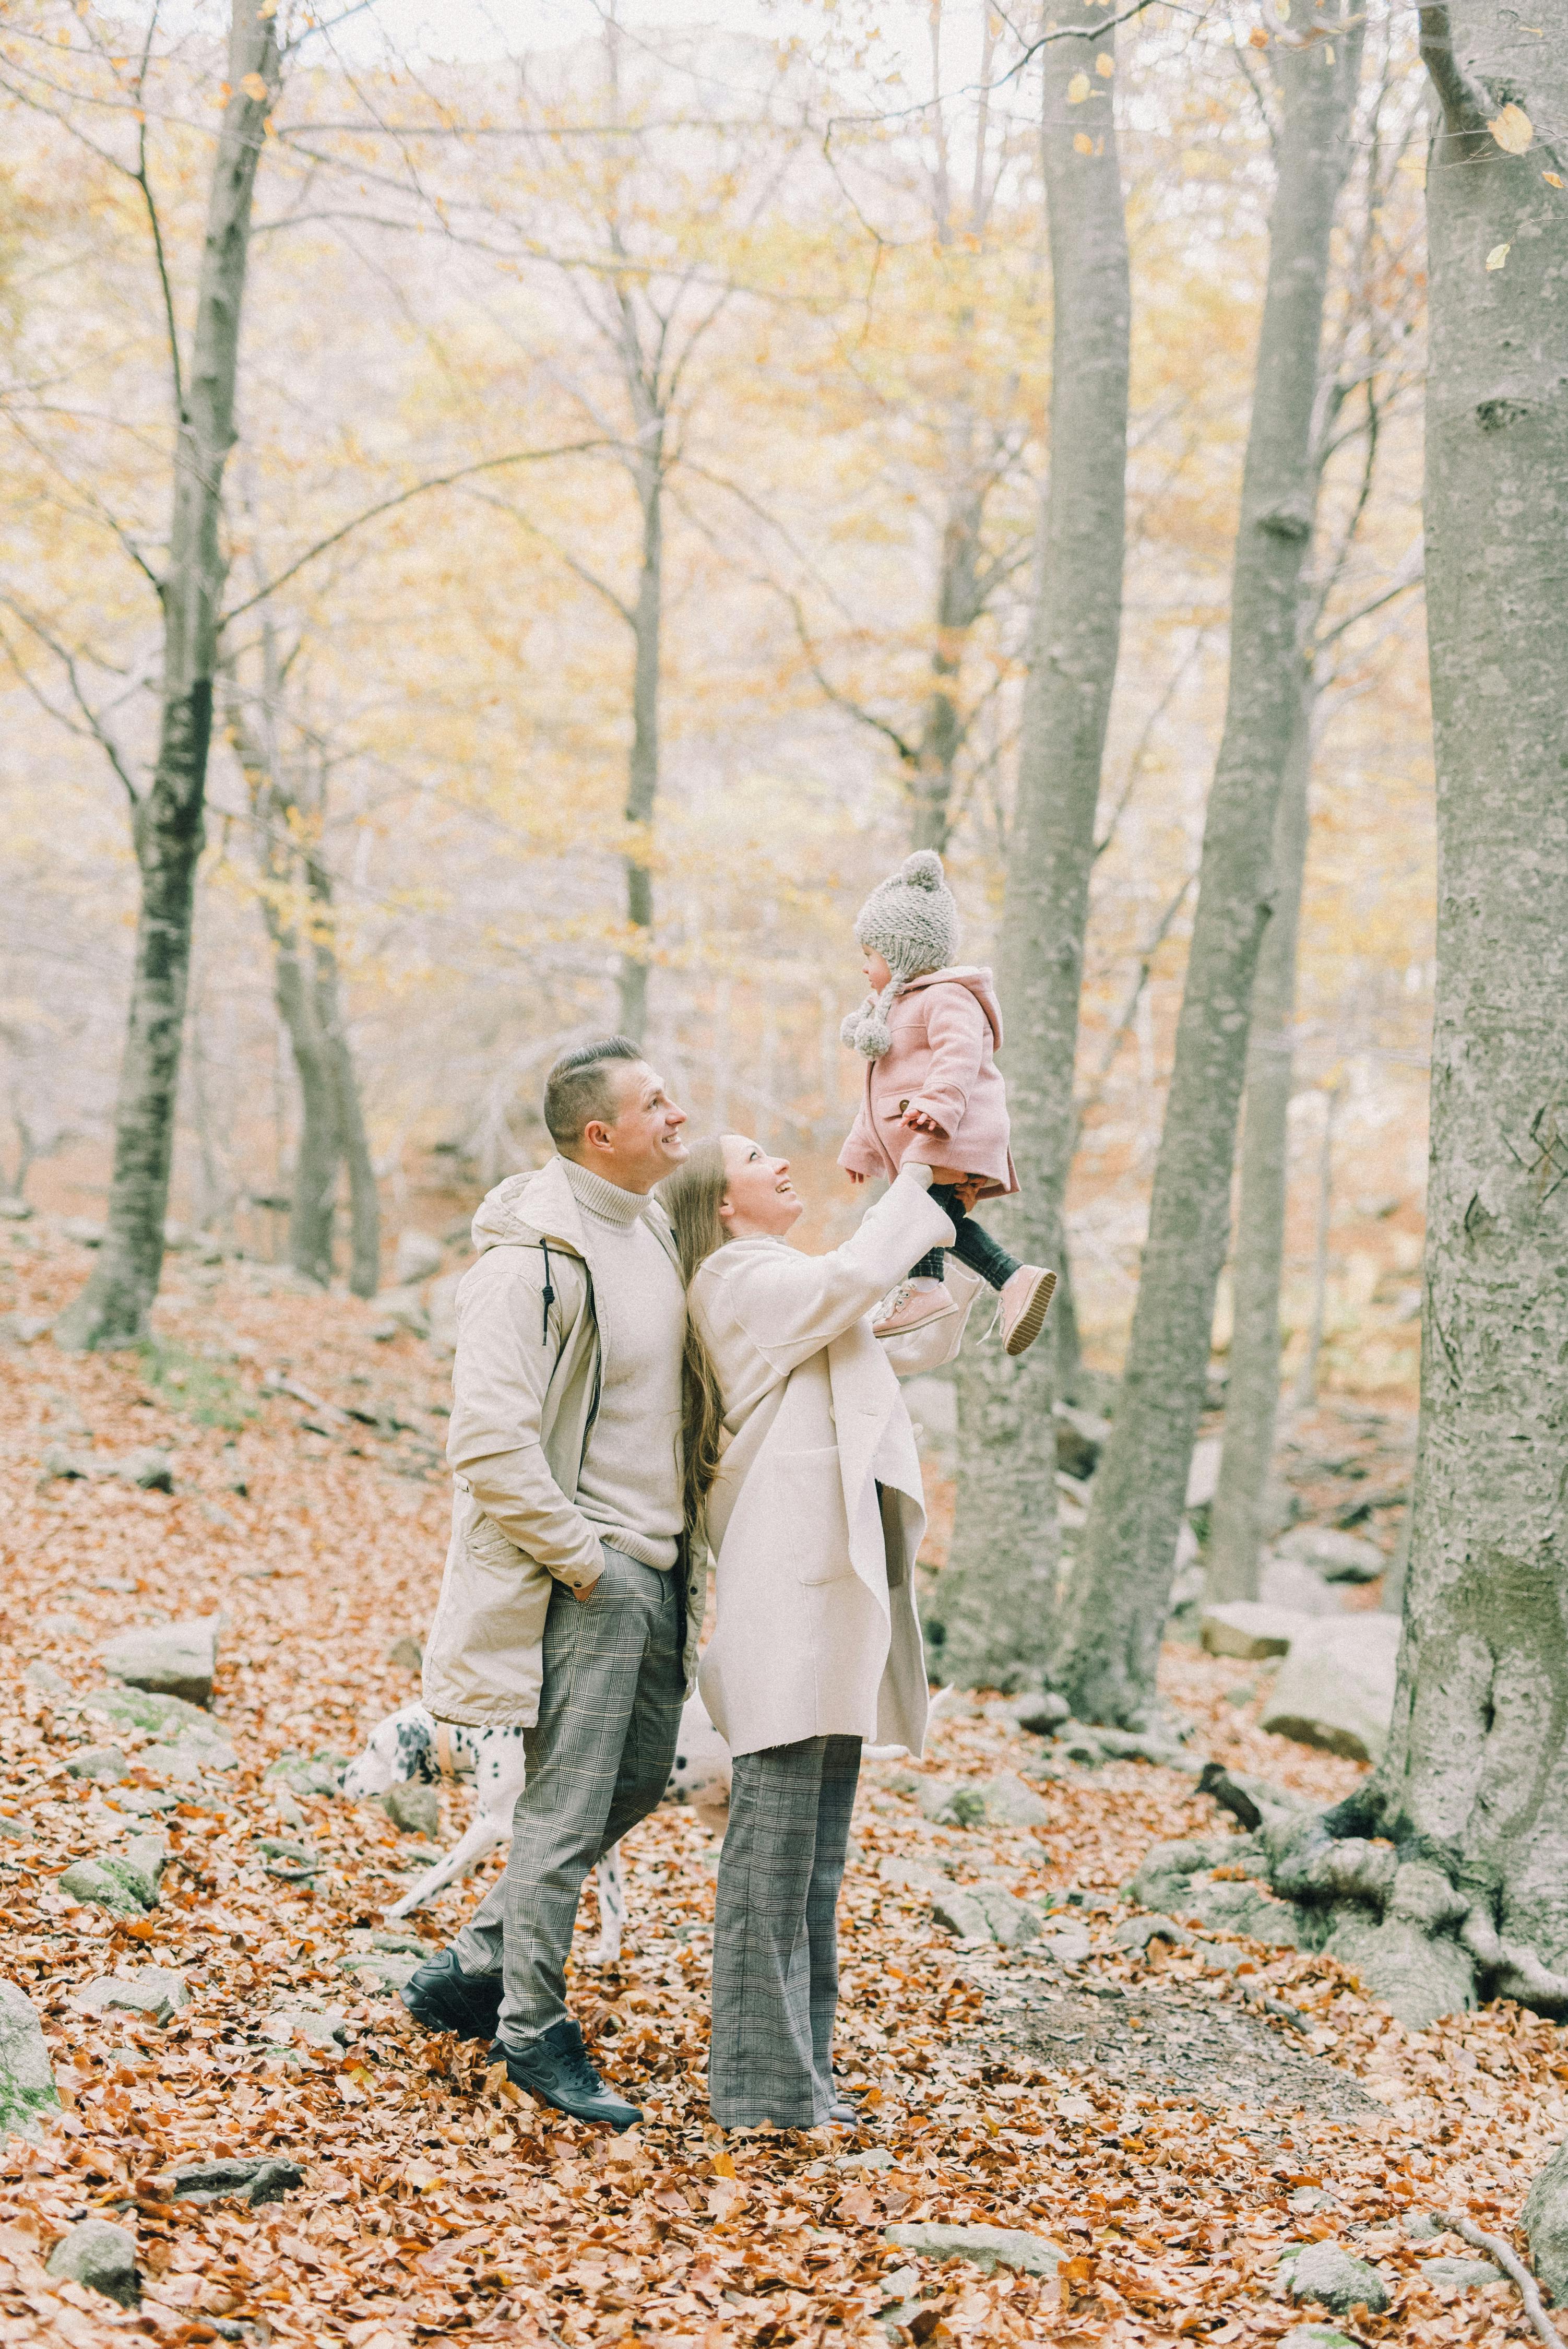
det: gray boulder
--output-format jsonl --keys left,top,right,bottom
{"left": 61, "top": 1833, "right": 169, "bottom": 1916}
{"left": 72, "top": 1968, "right": 188, "bottom": 2027}
{"left": 170, "top": 2156, "right": 303, "bottom": 2206}
{"left": 1039, "top": 1922, "right": 1093, "bottom": 1964}
{"left": 877, "top": 1855, "right": 949, "bottom": 1895}
{"left": 370, "top": 1285, "right": 430, "bottom": 1339}
{"left": 45, "top": 2218, "right": 140, "bottom": 2308}
{"left": 1525, "top": 2132, "right": 1568, "bottom": 2304}
{"left": 884, "top": 2223, "right": 1064, "bottom": 2279}
{"left": 1262, "top": 1616, "right": 1400, "bottom": 1763}
{"left": 381, "top": 1782, "right": 438, "bottom": 1838}
{"left": 976, "top": 1772, "right": 1052, "bottom": 1826}
{"left": 1014, "top": 1690, "right": 1071, "bottom": 1736}
{"left": 266, "top": 2000, "right": 348, "bottom": 2051}
{"left": 393, "top": 1230, "right": 444, "bottom": 1285}
{"left": 385, "top": 1633, "right": 423, "bottom": 1671}
{"left": 67, "top": 1746, "right": 128, "bottom": 1782}
{"left": 1258, "top": 1558, "right": 1343, "bottom": 1617}
{"left": 0, "top": 1980, "right": 60, "bottom": 2140}
{"left": 1284, "top": 2241, "right": 1390, "bottom": 2316}
{"left": 1114, "top": 1913, "right": 1191, "bottom": 1952}
{"left": 100, "top": 1618, "right": 219, "bottom": 1707}
{"left": 1322, "top": 1906, "right": 1476, "bottom": 2028}
{"left": 58, "top": 1858, "right": 151, "bottom": 1915}
{"left": 1201, "top": 1601, "right": 1310, "bottom": 1660}
{"left": 1278, "top": 1525, "right": 1384, "bottom": 1583}
{"left": 265, "top": 1750, "right": 346, "bottom": 1797}
{"left": 930, "top": 1889, "right": 992, "bottom": 1941}
{"left": 87, "top": 1683, "right": 231, "bottom": 1749}
{"left": 970, "top": 1888, "right": 1041, "bottom": 1948}
{"left": 1184, "top": 1875, "right": 1303, "bottom": 1947}
{"left": 1420, "top": 2257, "right": 1500, "bottom": 2289}
{"left": 1127, "top": 1834, "right": 1251, "bottom": 1911}
{"left": 339, "top": 1950, "right": 424, "bottom": 1994}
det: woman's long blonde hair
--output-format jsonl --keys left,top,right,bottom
{"left": 658, "top": 1137, "right": 730, "bottom": 1535}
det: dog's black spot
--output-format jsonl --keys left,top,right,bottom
{"left": 674, "top": 1753, "right": 686, "bottom": 1770}
{"left": 394, "top": 1718, "right": 434, "bottom": 1784}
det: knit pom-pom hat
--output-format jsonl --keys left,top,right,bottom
{"left": 841, "top": 849, "right": 960, "bottom": 1061}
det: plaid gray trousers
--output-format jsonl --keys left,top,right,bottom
{"left": 453, "top": 1547, "right": 684, "bottom": 2048}
{"left": 709, "top": 1734, "right": 862, "bottom": 2128}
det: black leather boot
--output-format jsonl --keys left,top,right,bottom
{"left": 493, "top": 2018, "right": 642, "bottom": 2131}
{"left": 400, "top": 1950, "right": 503, "bottom": 2042}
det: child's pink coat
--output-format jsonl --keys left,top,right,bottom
{"left": 838, "top": 966, "right": 1018, "bottom": 1197}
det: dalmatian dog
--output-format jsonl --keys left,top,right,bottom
{"left": 342, "top": 1690, "right": 734, "bottom": 1958}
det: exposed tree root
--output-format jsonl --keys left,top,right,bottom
{"left": 1134, "top": 1801, "right": 1568, "bottom": 2027}
{"left": 1460, "top": 1907, "right": 1568, "bottom": 2013}
{"left": 1439, "top": 2212, "right": 1565, "bottom": 2349}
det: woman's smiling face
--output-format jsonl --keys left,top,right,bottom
{"left": 718, "top": 1134, "right": 803, "bottom": 1240}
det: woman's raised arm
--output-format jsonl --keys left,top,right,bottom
{"left": 700, "top": 1169, "right": 954, "bottom": 1375}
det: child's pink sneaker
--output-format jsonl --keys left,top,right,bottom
{"left": 873, "top": 1280, "right": 960, "bottom": 1339}
{"left": 999, "top": 1265, "right": 1057, "bottom": 1357}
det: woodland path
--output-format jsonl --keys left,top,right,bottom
{"left": 0, "top": 1226, "right": 1561, "bottom": 2346}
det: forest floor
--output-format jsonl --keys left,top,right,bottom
{"left": 1, "top": 1224, "right": 1563, "bottom": 2349}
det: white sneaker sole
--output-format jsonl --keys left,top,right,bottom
{"left": 1002, "top": 1268, "right": 1058, "bottom": 1357}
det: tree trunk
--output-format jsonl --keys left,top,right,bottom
{"left": 910, "top": 474, "right": 983, "bottom": 854}
{"left": 1053, "top": 10, "right": 1364, "bottom": 1723}
{"left": 1292, "top": 1077, "right": 1340, "bottom": 1411}
{"left": 1205, "top": 680, "right": 1314, "bottom": 1602}
{"left": 305, "top": 842, "right": 379, "bottom": 1298}
{"left": 617, "top": 453, "right": 662, "bottom": 1043}
{"left": 274, "top": 922, "right": 341, "bottom": 1288}
{"left": 935, "top": 19, "right": 1129, "bottom": 1688}
{"left": 322, "top": 962, "right": 380, "bottom": 1299}
{"left": 1322, "top": 0, "right": 1568, "bottom": 2028}
{"left": 55, "top": 2, "right": 278, "bottom": 1351}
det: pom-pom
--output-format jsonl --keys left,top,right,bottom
{"left": 840, "top": 1002, "right": 870, "bottom": 1049}
{"left": 859, "top": 1010, "right": 893, "bottom": 1060}
{"left": 900, "top": 849, "right": 945, "bottom": 890}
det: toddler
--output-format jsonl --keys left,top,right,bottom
{"left": 838, "top": 849, "right": 1056, "bottom": 1357}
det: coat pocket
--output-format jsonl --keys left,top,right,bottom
{"left": 766, "top": 1444, "right": 854, "bottom": 1585}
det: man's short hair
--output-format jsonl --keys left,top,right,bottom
{"left": 543, "top": 1036, "right": 643, "bottom": 1150}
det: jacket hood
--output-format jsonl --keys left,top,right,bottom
{"left": 901, "top": 965, "right": 1003, "bottom": 1050}
{"left": 470, "top": 1159, "right": 586, "bottom": 1258}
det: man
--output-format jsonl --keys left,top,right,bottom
{"left": 403, "top": 1037, "right": 701, "bottom": 2130}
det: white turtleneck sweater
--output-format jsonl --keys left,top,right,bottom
{"left": 562, "top": 1156, "right": 685, "bottom": 1572}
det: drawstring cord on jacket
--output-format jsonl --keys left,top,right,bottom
{"left": 540, "top": 1236, "right": 554, "bottom": 1343}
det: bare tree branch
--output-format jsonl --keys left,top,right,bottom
{"left": 1417, "top": 4, "right": 1491, "bottom": 137}
{"left": 0, "top": 597, "right": 142, "bottom": 805}
{"left": 221, "top": 438, "right": 615, "bottom": 625}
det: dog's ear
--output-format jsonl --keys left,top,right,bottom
{"left": 394, "top": 1715, "right": 433, "bottom": 1784}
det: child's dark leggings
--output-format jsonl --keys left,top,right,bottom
{"left": 910, "top": 1183, "right": 1021, "bottom": 1293}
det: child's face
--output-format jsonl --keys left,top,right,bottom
{"left": 862, "top": 947, "right": 893, "bottom": 992}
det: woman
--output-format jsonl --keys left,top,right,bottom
{"left": 660, "top": 1137, "right": 955, "bottom": 2131}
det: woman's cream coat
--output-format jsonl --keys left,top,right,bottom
{"left": 691, "top": 1170, "right": 955, "bottom": 1760}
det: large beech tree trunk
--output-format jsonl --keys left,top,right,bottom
{"left": 1205, "top": 683, "right": 1313, "bottom": 1601}
{"left": 1317, "top": 2, "right": 1568, "bottom": 2028}
{"left": 616, "top": 440, "right": 662, "bottom": 1044}
{"left": 1053, "top": 10, "right": 1363, "bottom": 1721}
{"left": 55, "top": 3, "right": 278, "bottom": 1352}
{"left": 934, "top": 20, "right": 1129, "bottom": 1687}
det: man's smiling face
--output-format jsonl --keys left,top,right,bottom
{"left": 584, "top": 1061, "right": 690, "bottom": 1193}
